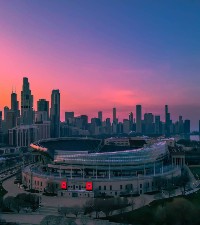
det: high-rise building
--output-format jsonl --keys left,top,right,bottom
{"left": 98, "top": 111, "right": 103, "bottom": 123}
{"left": 178, "top": 116, "right": 184, "bottom": 134}
{"left": 199, "top": 120, "right": 200, "bottom": 134}
{"left": 8, "top": 91, "right": 20, "bottom": 129}
{"left": 4, "top": 106, "right": 9, "bottom": 122}
{"left": 80, "top": 115, "right": 88, "bottom": 130}
{"left": 37, "top": 99, "right": 49, "bottom": 120}
{"left": 6, "top": 111, "right": 16, "bottom": 130}
{"left": 184, "top": 120, "right": 190, "bottom": 134}
{"left": 136, "top": 105, "right": 142, "bottom": 133}
{"left": 0, "top": 111, "right": 3, "bottom": 144}
{"left": 123, "top": 119, "right": 130, "bottom": 134}
{"left": 11, "top": 91, "right": 19, "bottom": 116}
{"left": 165, "top": 105, "right": 170, "bottom": 137}
{"left": 144, "top": 113, "right": 154, "bottom": 134}
{"left": 129, "top": 112, "right": 133, "bottom": 130}
{"left": 35, "top": 111, "right": 48, "bottom": 123}
{"left": 50, "top": 89, "right": 60, "bottom": 138}
{"left": 65, "top": 112, "right": 74, "bottom": 123}
{"left": 113, "top": 108, "right": 117, "bottom": 123}
{"left": 155, "top": 115, "right": 161, "bottom": 134}
{"left": 21, "top": 77, "right": 34, "bottom": 125}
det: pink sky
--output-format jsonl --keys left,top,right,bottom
{"left": 0, "top": 7, "right": 200, "bottom": 130}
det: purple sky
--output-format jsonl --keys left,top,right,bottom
{"left": 0, "top": 1, "right": 200, "bottom": 130}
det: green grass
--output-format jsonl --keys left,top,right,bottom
{"left": 107, "top": 190, "right": 200, "bottom": 225}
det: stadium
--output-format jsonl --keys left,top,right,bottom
{"left": 22, "top": 137, "right": 182, "bottom": 198}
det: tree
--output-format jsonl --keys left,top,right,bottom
{"left": 83, "top": 199, "right": 94, "bottom": 216}
{"left": 45, "top": 182, "right": 57, "bottom": 194}
{"left": 3, "top": 196, "right": 15, "bottom": 211}
{"left": 0, "top": 197, "right": 4, "bottom": 210}
{"left": 58, "top": 207, "right": 71, "bottom": 217}
{"left": 100, "top": 198, "right": 115, "bottom": 217}
{"left": 71, "top": 205, "right": 82, "bottom": 217}
{"left": 3, "top": 193, "right": 39, "bottom": 213}
{"left": 153, "top": 176, "right": 166, "bottom": 191}
{"left": 179, "top": 168, "right": 190, "bottom": 195}
{"left": 165, "top": 178, "right": 176, "bottom": 198}
{"left": 93, "top": 198, "right": 103, "bottom": 218}
{"left": 155, "top": 198, "right": 199, "bottom": 225}
{"left": 118, "top": 197, "right": 129, "bottom": 214}
{"left": 40, "top": 215, "right": 77, "bottom": 225}
{"left": 129, "top": 195, "right": 135, "bottom": 211}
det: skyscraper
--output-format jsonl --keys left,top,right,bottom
{"left": 144, "top": 113, "right": 154, "bottom": 134}
{"left": 199, "top": 120, "right": 200, "bottom": 134}
{"left": 129, "top": 112, "right": 133, "bottom": 130}
{"left": 178, "top": 116, "right": 184, "bottom": 134}
{"left": 65, "top": 112, "right": 74, "bottom": 123}
{"left": 155, "top": 115, "right": 161, "bottom": 134}
{"left": 10, "top": 91, "right": 20, "bottom": 127}
{"left": 98, "top": 111, "right": 103, "bottom": 123}
{"left": 184, "top": 120, "right": 190, "bottom": 134}
{"left": 37, "top": 99, "right": 49, "bottom": 120}
{"left": 50, "top": 89, "right": 60, "bottom": 138}
{"left": 4, "top": 106, "right": 9, "bottom": 122}
{"left": 136, "top": 105, "right": 142, "bottom": 133}
{"left": 113, "top": 108, "right": 117, "bottom": 123}
{"left": 11, "top": 91, "right": 19, "bottom": 115}
{"left": 165, "top": 105, "right": 170, "bottom": 137}
{"left": 0, "top": 111, "right": 3, "bottom": 144}
{"left": 21, "top": 77, "right": 33, "bottom": 125}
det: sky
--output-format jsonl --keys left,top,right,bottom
{"left": 0, "top": 0, "right": 200, "bottom": 130}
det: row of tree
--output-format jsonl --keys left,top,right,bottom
{"left": 58, "top": 197, "right": 130, "bottom": 219}
{"left": 0, "top": 193, "right": 39, "bottom": 213}
{"left": 153, "top": 168, "right": 190, "bottom": 197}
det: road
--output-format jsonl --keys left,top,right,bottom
{"left": 0, "top": 213, "right": 45, "bottom": 225}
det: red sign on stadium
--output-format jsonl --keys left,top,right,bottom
{"left": 86, "top": 182, "right": 93, "bottom": 191}
{"left": 61, "top": 181, "right": 67, "bottom": 190}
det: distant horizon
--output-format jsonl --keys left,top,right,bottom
{"left": 0, "top": 76, "right": 199, "bottom": 131}
{"left": 1, "top": 1, "right": 200, "bottom": 130}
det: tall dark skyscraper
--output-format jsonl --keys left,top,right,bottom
{"left": 113, "top": 108, "right": 117, "bottom": 123}
{"left": 129, "top": 112, "right": 133, "bottom": 130}
{"left": 11, "top": 91, "right": 19, "bottom": 112}
{"left": 136, "top": 105, "right": 142, "bottom": 133}
{"left": 11, "top": 91, "right": 20, "bottom": 119}
{"left": 199, "top": 120, "right": 200, "bottom": 134}
{"left": 184, "top": 120, "right": 190, "bottom": 134}
{"left": 165, "top": 105, "right": 170, "bottom": 137}
{"left": 21, "top": 77, "right": 33, "bottom": 125}
{"left": 4, "top": 106, "right": 9, "bottom": 122}
{"left": 144, "top": 113, "right": 154, "bottom": 134}
{"left": 65, "top": 112, "right": 74, "bottom": 123}
{"left": 155, "top": 115, "right": 161, "bottom": 134}
{"left": 37, "top": 99, "right": 49, "bottom": 119}
{"left": 98, "top": 111, "right": 103, "bottom": 123}
{"left": 0, "top": 111, "right": 2, "bottom": 144}
{"left": 50, "top": 89, "right": 60, "bottom": 138}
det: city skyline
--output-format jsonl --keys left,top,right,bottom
{"left": 1, "top": 1, "right": 200, "bottom": 129}
{"left": 0, "top": 77, "right": 196, "bottom": 132}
